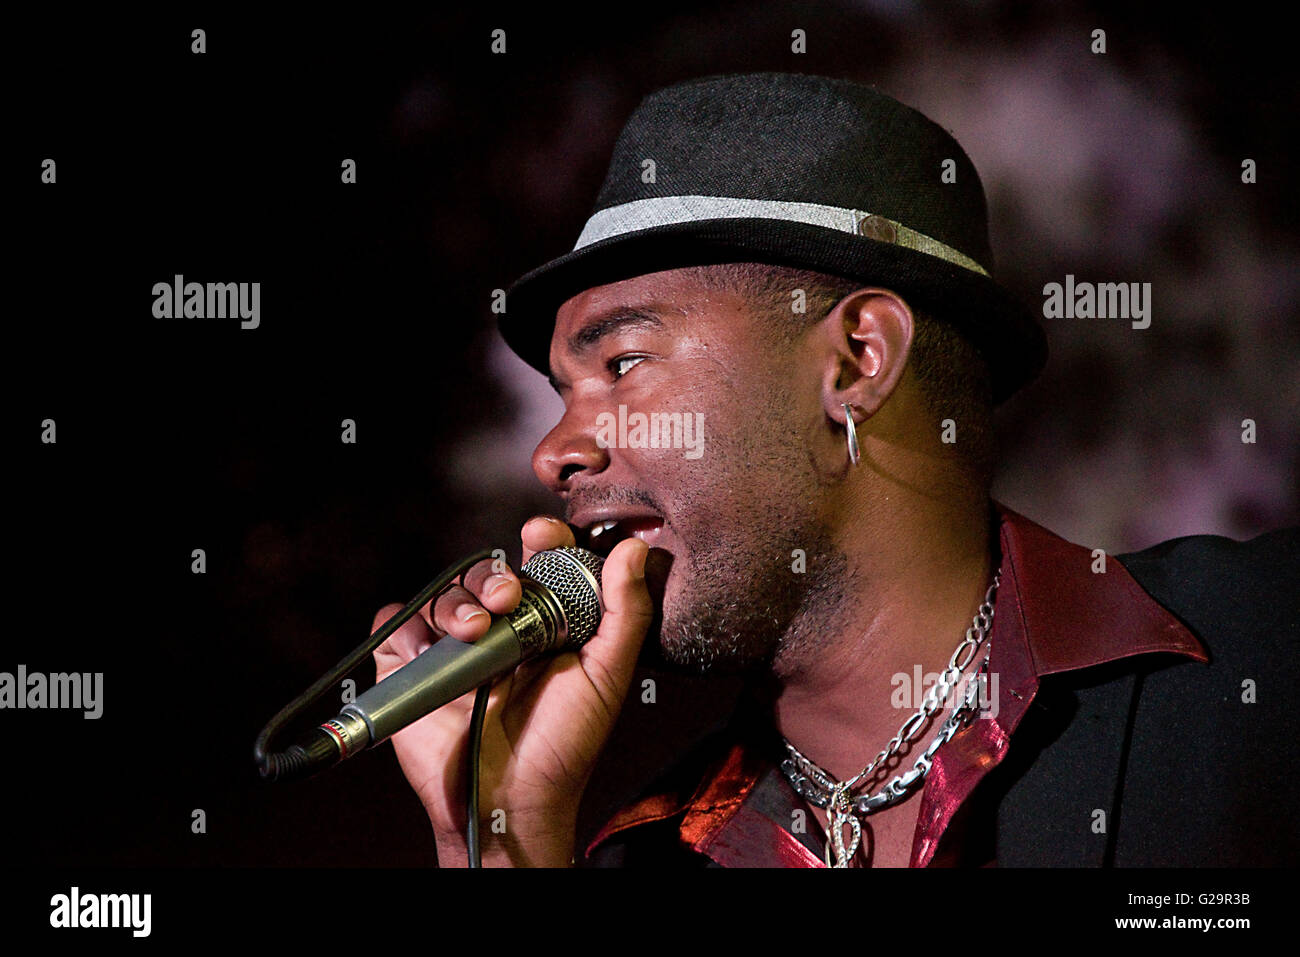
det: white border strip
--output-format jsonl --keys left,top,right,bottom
{"left": 573, "top": 195, "right": 989, "bottom": 277}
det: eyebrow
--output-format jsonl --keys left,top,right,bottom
{"left": 548, "top": 307, "right": 666, "bottom": 390}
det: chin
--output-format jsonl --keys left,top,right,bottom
{"left": 648, "top": 604, "right": 778, "bottom": 677}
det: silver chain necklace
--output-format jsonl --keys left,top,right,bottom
{"left": 779, "top": 572, "right": 1000, "bottom": 867}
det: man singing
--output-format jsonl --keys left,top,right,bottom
{"left": 370, "top": 73, "right": 1297, "bottom": 867}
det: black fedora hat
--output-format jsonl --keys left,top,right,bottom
{"left": 500, "top": 72, "right": 1047, "bottom": 404}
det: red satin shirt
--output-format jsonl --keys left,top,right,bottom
{"left": 586, "top": 503, "right": 1208, "bottom": 867}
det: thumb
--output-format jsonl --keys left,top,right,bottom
{"left": 578, "top": 537, "right": 654, "bottom": 713}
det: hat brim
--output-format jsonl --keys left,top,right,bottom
{"left": 501, "top": 218, "right": 1047, "bottom": 405}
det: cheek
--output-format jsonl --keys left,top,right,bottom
{"left": 619, "top": 353, "right": 794, "bottom": 512}
{"left": 620, "top": 370, "right": 736, "bottom": 464}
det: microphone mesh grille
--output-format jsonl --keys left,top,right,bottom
{"left": 519, "top": 547, "right": 605, "bottom": 647}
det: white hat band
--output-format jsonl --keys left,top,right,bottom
{"left": 573, "top": 195, "right": 990, "bottom": 278}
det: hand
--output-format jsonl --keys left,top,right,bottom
{"left": 370, "top": 516, "right": 653, "bottom": 867}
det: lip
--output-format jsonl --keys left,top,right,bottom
{"left": 568, "top": 508, "right": 667, "bottom": 555}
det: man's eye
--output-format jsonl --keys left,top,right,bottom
{"left": 609, "top": 355, "right": 646, "bottom": 379}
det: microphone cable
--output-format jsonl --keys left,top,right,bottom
{"left": 466, "top": 685, "right": 491, "bottom": 868}
{"left": 253, "top": 548, "right": 496, "bottom": 868}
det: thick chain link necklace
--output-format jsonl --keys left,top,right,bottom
{"left": 779, "top": 572, "right": 1000, "bottom": 867}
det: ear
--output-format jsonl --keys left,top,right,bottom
{"left": 819, "top": 288, "right": 915, "bottom": 427}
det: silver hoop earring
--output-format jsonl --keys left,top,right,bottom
{"left": 842, "top": 403, "right": 860, "bottom": 466}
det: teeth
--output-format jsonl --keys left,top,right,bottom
{"left": 589, "top": 520, "right": 619, "bottom": 538}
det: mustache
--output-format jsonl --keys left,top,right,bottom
{"left": 563, "top": 486, "right": 666, "bottom": 524}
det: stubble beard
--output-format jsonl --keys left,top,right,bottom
{"left": 652, "top": 496, "right": 853, "bottom": 679}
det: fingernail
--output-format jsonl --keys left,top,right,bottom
{"left": 458, "top": 606, "right": 489, "bottom": 623}
{"left": 486, "top": 575, "right": 511, "bottom": 598}
{"left": 630, "top": 540, "right": 648, "bottom": 580}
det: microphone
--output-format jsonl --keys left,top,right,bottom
{"left": 275, "top": 546, "right": 605, "bottom": 780}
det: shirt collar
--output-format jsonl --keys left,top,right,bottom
{"left": 993, "top": 501, "right": 1206, "bottom": 675}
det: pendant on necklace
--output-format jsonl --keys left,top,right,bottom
{"left": 825, "top": 785, "right": 861, "bottom": 867}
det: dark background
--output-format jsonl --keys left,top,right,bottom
{"left": 11, "top": 2, "right": 1297, "bottom": 869}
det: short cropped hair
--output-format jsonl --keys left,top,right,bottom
{"left": 682, "top": 263, "right": 996, "bottom": 491}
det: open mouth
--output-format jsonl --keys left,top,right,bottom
{"left": 581, "top": 515, "right": 665, "bottom": 557}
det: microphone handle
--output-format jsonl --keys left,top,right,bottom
{"left": 344, "top": 621, "right": 523, "bottom": 747}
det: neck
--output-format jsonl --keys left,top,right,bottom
{"left": 770, "top": 488, "right": 997, "bottom": 783}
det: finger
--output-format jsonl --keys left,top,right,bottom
{"left": 432, "top": 584, "right": 493, "bottom": 641}
{"left": 578, "top": 537, "right": 653, "bottom": 712}
{"left": 521, "top": 515, "right": 576, "bottom": 565}
{"left": 371, "top": 602, "right": 437, "bottom": 679}
{"left": 461, "top": 557, "right": 523, "bottom": 615}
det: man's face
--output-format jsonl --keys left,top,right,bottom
{"left": 531, "top": 268, "right": 850, "bottom": 675}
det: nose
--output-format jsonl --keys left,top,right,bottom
{"left": 531, "top": 400, "right": 611, "bottom": 493}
